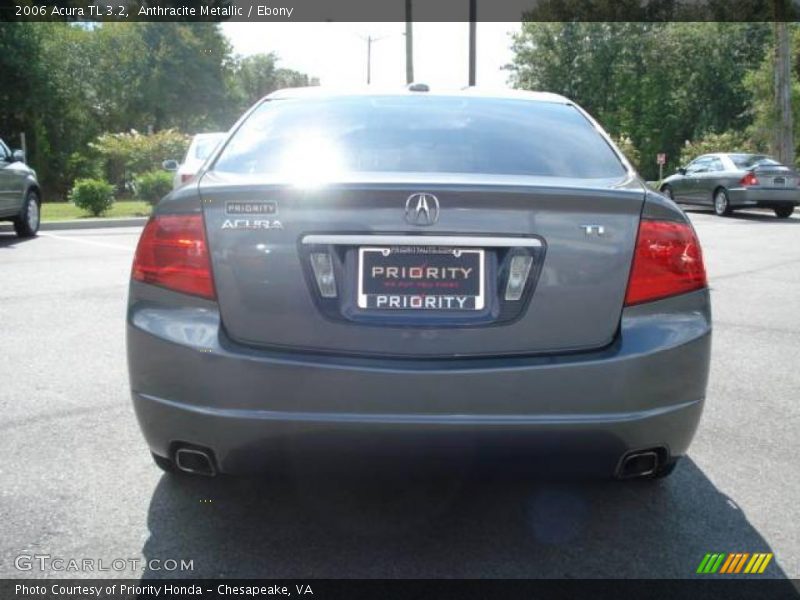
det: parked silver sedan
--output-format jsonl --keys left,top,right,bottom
{"left": 0, "top": 137, "right": 41, "bottom": 237}
{"left": 660, "top": 153, "right": 799, "bottom": 218}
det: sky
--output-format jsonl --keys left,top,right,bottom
{"left": 221, "top": 22, "right": 521, "bottom": 90}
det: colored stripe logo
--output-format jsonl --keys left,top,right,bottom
{"left": 697, "top": 553, "right": 773, "bottom": 574}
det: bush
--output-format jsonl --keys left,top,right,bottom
{"left": 677, "top": 131, "right": 763, "bottom": 168}
{"left": 90, "top": 129, "right": 189, "bottom": 195}
{"left": 69, "top": 178, "right": 115, "bottom": 216}
{"left": 612, "top": 134, "right": 641, "bottom": 172}
{"left": 135, "top": 170, "right": 173, "bottom": 205}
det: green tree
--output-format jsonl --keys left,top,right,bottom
{"left": 509, "top": 22, "right": 770, "bottom": 178}
{"left": 226, "top": 52, "right": 318, "bottom": 114}
{"left": 0, "top": 23, "right": 102, "bottom": 197}
{"left": 38, "top": 23, "right": 101, "bottom": 195}
{"left": 1, "top": 24, "right": 47, "bottom": 190}
{"left": 136, "top": 23, "right": 234, "bottom": 132}
{"left": 743, "top": 24, "right": 800, "bottom": 165}
{"left": 0, "top": 23, "right": 44, "bottom": 142}
{"left": 88, "top": 23, "right": 150, "bottom": 133}
{"left": 0, "top": 22, "right": 315, "bottom": 198}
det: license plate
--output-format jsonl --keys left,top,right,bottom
{"left": 774, "top": 176, "right": 786, "bottom": 186}
{"left": 358, "top": 246, "right": 485, "bottom": 311}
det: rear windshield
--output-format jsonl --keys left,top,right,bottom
{"left": 730, "top": 154, "right": 782, "bottom": 169}
{"left": 213, "top": 95, "right": 627, "bottom": 179}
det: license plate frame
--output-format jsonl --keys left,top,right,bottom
{"left": 357, "top": 246, "right": 485, "bottom": 311}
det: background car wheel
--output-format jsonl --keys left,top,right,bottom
{"left": 713, "top": 188, "right": 732, "bottom": 216}
{"left": 13, "top": 190, "right": 41, "bottom": 238}
{"left": 151, "top": 452, "right": 176, "bottom": 473}
{"left": 774, "top": 206, "right": 794, "bottom": 219}
{"left": 660, "top": 185, "right": 674, "bottom": 200}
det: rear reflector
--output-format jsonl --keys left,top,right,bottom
{"left": 624, "top": 219, "right": 707, "bottom": 306}
{"left": 132, "top": 214, "right": 215, "bottom": 300}
{"left": 310, "top": 252, "right": 337, "bottom": 298}
{"left": 505, "top": 254, "right": 533, "bottom": 301}
{"left": 739, "top": 172, "right": 759, "bottom": 186}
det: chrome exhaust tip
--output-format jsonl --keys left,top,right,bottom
{"left": 617, "top": 450, "right": 660, "bottom": 479}
{"left": 174, "top": 447, "right": 217, "bottom": 477}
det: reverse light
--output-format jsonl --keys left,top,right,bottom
{"left": 505, "top": 254, "right": 534, "bottom": 301}
{"left": 739, "top": 172, "right": 759, "bottom": 187}
{"left": 132, "top": 214, "right": 215, "bottom": 300}
{"left": 310, "top": 252, "right": 337, "bottom": 298}
{"left": 624, "top": 219, "right": 707, "bottom": 306}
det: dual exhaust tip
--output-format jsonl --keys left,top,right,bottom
{"left": 616, "top": 449, "right": 664, "bottom": 479}
{"left": 174, "top": 446, "right": 217, "bottom": 477}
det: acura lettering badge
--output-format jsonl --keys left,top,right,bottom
{"left": 405, "top": 193, "right": 440, "bottom": 226}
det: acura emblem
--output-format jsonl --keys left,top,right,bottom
{"left": 404, "top": 193, "right": 440, "bottom": 226}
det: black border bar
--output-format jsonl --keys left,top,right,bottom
{"left": 2, "top": 579, "right": 800, "bottom": 600}
{"left": 1, "top": 0, "right": 799, "bottom": 22}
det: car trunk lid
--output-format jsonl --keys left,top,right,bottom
{"left": 200, "top": 172, "right": 644, "bottom": 357}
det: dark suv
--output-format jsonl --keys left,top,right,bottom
{"left": 0, "top": 138, "right": 41, "bottom": 237}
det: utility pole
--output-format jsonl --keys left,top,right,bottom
{"left": 405, "top": 0, "right": 414, "bottom": 84}
{"left": 359, "top": 33, "right": 394, "bottom": 85}
{"left": 468, "top": 0, "right": 477, "bottom": 86}
{"left": 774, "top": 21, "right": 794, "bottom": 166}
{"left": 366, "top": 35, "right": 373, "bottom": 85}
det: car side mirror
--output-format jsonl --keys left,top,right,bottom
{"left": 677, "top": 167, "right": 687, "bottom": 175}
{"left": 12, "top": 149, "right": 25, "bottom": 163}
{"left": 162, "top": 159, "right": 179, "bottom": 172}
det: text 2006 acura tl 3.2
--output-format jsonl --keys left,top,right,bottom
{"left": 127, "top": 88, "right": 710, "bottom": 480}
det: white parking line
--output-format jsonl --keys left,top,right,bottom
{"left": 39, "top": 232, "right": 135, "bottom": 251}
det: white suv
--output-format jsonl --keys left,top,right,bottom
{"left": 163, "top": 132, "right": 225, "bottom": 190}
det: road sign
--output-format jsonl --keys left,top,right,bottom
{"left": 656, "top": 153, "right": 667, "bottom": 182}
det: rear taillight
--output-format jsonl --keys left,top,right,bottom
{"left": 739, "top": 172, "right": 759, "bottom": 186}
{"left": 181, "top": 173, "right": 195, "bottom": 185}
{"left": 624, "top": 219, "right": 707, "bottom": 306}
{"left": 132, "top": 214, "right": 215, "bottom": 300}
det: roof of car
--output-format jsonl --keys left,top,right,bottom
{"left": 265, "top": 86, "right": 573, "bottom": 105}
{"left": 696, "top": 152, "right": 762, "bottom": 159}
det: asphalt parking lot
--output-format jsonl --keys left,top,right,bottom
{"left": 0, "top": 209, "right": 799, "bottom": 582}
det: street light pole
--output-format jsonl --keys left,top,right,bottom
{"left": 366, "top": 35, "right": 373, "bottom": 85}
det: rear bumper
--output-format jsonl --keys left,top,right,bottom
{"left": 728, "top": 187, "right": 800, "bottom": 207}
{"left": 127, "top": 287, "right": 712, "bottom": 475}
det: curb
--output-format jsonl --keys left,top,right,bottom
{"left": 0, "top": 217, "right": 147, "bottom": 232}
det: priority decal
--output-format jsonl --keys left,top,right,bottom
{"left": 225, "top": 201, "right": 277, "bottom": 215}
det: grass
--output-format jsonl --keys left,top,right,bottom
{"left": 42, "top": 200, "right": 152, "bottom": 222}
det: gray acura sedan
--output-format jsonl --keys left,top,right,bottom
{"left": 127, "top": 88, "right": 710, "bottom": 480}
{"left": 660, "top": 153, "right": 799, "bottom": 218}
